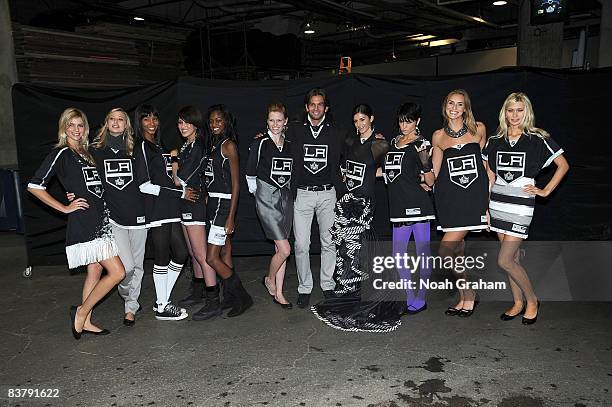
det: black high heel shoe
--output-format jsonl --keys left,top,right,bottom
{"left": 500, "top": 303, "right": 526, "bottom": 321}
{"left": 273, "top": 298, "right": 293, "bottom": 309}
{"left": 70, "top": 305, "right": 82, "bottom": 340}
{"left": 521, "top": 301, "right": 540, "bottom": 325}
{"left": 444, "top": 306, "right": 460, "bottom": 316}
{"left": 458, "top": 299, "right": 480, "bottom": 318}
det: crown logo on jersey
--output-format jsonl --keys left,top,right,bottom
{"left": 310, "top": 162, "right": 319, "bottom": 171}
{"left": 278, "top": 176, "right": 285, "bottom": 184}
{"left": 388, "top": 170, "right": 395, "bottom": 178}
{"left": 115, "top": 177, "right": 125, "bottom": 186}
{"left": 504, "top": 171, "right": 515, "bottom": 181}
{"left": 459, "top": 175, "right": 470, "bottom": 185}
{"left": 347, "top": 180, "right": 354, "bottom": 188}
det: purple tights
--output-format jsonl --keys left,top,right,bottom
{"left": 392, "top": 222, "right": 431, "bottom": 311}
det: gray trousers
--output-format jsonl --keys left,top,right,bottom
{"left": 293, "top": 188, "right": 337, "bottom": 293}
{"left": 112, "top": 225, "right": 148, "bottom": 314}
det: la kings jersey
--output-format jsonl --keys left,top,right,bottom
{"left": 93, "top": 145, "right": 146, "bottom": 229}
{"left": 246, "top": 133, "right": 293, "bottom": 189}
{"left": 134, "top": 139, "right": 183, "bottom": 227}
{"left": 384, "top": 137, "right": 435, "bottom": 223}
{"left": 482, "top": 132, "right": 563, "bottom": 238}
{"left": 28, "top": 147, "right": 112, "bottom": 248}
{"left": 342, "top": 135, "right": 388, "bottom": 199}
{"left": 204, "top": 139, "right": 233, "bottom": 197}
{"left": 300, "top": 120, "right": 332, "bottom": 186}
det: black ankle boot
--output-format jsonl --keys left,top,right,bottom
{"left": 219, "top": 281, "right": 233, "bottom": 310}
{"left": 178, "top": 278, "right": 205, "bottom": 308}
{"left": 224, "top": 273, "right": 253, "bottom": 318}
{"left": 192, "top": 285, "right": 223, "bottom": 320}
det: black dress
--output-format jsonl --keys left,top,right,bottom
{"left": 311, "top": 135, "right": 405, "bottom": 333}
{"left": 133, "top": 139, "right": 184, "bottom": 227}
{"left": 434, "top": 142, "right": 489, "bottom": 232}
{"left": 177, "top": 137, "right": 207, "bottom": 225}
{"left": 384, "top": 137, "right": 436, "bottom": 223}
{"left": 28, "top": 147, "right": 117, "bottom": 269}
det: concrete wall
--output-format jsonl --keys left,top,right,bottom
{"left": 0, "top": 0, "right": 18, "bottom": 168}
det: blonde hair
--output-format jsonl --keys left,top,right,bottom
{"left": 494, "top": 92, "right": 549, "bottom": 139}
{"left": 56, "top": 107, "right": 95, "bottom": 164}
{"left": 442, "top": 89, "right": 478, "bottom": 136}
{"left": 93, "top": 108, "right": 135, "bottom": 155}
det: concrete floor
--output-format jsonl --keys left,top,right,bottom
{"left": 0, "top": 232, "right": 610, "bottom": 407}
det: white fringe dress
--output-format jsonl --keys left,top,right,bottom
{"left": 28, "top": 147, "right": 117, "bottom": 268}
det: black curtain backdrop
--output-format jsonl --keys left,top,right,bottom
{"left": 13, "top": 68, "right": 612, "bottom": 267}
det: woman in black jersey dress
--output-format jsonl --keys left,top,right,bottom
{"left": 202, "top": 104, "right": 253, "bottom": 318}
{"left": 312, "top": 104, "right": 404, "bottom": 332}
{"left": 483, "top": 92, "right": 568, "bottom": 324}
{"left": 28, "top": 107, "right": 125, "bottom": 339}
{"left": 246, "top": 102, "right": 293, "bottom": 308}
{"left": 383, "top": 103, "right": 435, "bottom": 315}
{"left": 171, "top": 106, "right": 220, "bottom": 320}
{"left": 431, "top": 89, "right": 488, "bottom": 317}
{"left": 133, "top": 104, "right": 198, "bottom": 321}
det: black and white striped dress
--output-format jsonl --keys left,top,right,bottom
{"left": 28, "top": 147, "right": 117, "bottom": 268}
{"left": 483, "top": 132, "right": 563, "bottom": 238}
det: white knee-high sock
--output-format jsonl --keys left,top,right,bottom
{"left": 153, "top": 264, "right": 168, "bottom": 311}
{"left": 166, "top": 261, "right": 183, "bottom": 303}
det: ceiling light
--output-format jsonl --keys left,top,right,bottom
{"left": 408, "top": 34, "right": 436, "bottom": 41}
{"left": 304, "top": 22, "right": 315, "bottom": 34}
{"left": 493, "top": 1, "right": 507, "bottom": 5}
{"left": 472, "top": 16, "right": 486, "bottom": 23}
{"left": 428, "top": 39, "right": 459, "bottom": 47}
{"left": 133, "top": 16, "right": 144, "bottom": 21}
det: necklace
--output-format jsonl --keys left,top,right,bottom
{"left": 444, "top": 123, "right": 468, "bottom": 138}
{"left": 180, "top": 138, "right": 194, "bottom": 154}
{"left": 269, "top": 132, "right": 284, "bottom": 151}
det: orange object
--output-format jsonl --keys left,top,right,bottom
{"left": 339, "top": 56, "right": 352, "bottom": 75}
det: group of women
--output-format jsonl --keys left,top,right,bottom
{"left": 27, "top": 88, "right": 568, "bottom": 338}
{"left": 313, "top": 90, "right": 568, "bottom": 332}
{"left": 28, "top": 103, "right": 252, "bottom": 339}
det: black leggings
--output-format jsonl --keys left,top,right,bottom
{"left": 150, "top": 222, "right": 188, "bottom": 266}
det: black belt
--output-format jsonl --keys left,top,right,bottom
{"left": 298, "top": 184, "right": 334, "bottom": 192}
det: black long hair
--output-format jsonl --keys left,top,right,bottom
{"left": 351, "top": 103, "right": 374, "bottom": 139}
{"left": 205, "top": 104, "right": 237, "bottom": 152}
{"left": 134, "top": 104, "right": 161, "bottom": 145}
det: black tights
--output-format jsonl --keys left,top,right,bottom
{"left": 150, "top": 222, "right": 188, "bottom": 266}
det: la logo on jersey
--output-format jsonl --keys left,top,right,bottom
{"left": 161, "top": 153, "right": 173, "bottom": 178}
{"left": 345, "top": 160, "right": 366, "bottom": 191}
{"left": 82, "top": 167, "right": 103, "bottom": 198}
{"left": 384, "top": 152, "right": 404, "bottom": 183}
{"left": 447, "top": 154, "right": 478, "bottom": 189}
{"left": 104, "top": 159, "right": 133, "bottom": 190}
{"left": 496, "top": 151, "right": 525, "bottom": 183}
{"left": 303, "top": 144, "right": 328, "bottom": 174}
{"left": 204, "top": 158, "right": 214, "bottom": 188}
{"left": 270, "top": 157, "right": 292, "bottom": 188}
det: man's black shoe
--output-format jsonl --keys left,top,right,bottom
{"left": 296, "top": 293, "right": 311, "bottom": 308}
